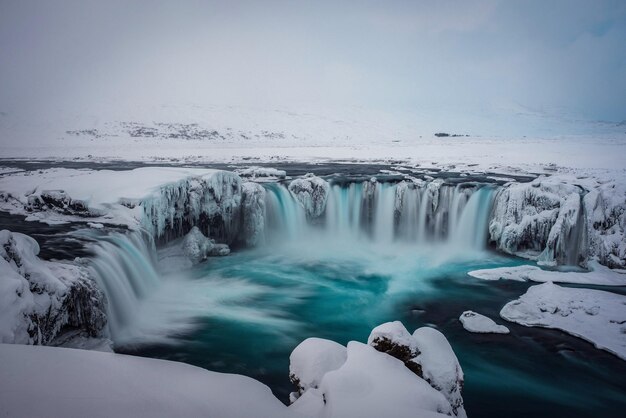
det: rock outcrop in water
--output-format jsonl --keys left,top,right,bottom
{"left": 0, "top": 230, "right": 106, "bottom": 345}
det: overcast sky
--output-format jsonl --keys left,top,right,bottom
{"left": 1, "top": 0, "right": 625, "bottom": 122}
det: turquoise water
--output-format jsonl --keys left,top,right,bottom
{"left": 119, "top": 241, "right": 626, "bottom": 417}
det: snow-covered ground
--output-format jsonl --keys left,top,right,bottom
{"left": 459, "top": 311, "right": 510, "bottom": 334}
{"left": 0, "top": 322, "right": 465, "bottom": 418}
{"left": 1, "top": 104, "right": 625, "bottom": 174}
{"left": 500, "top": 282, "right": 626, "bottom": 361}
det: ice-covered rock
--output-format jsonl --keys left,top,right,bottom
{"left": 583, "top": 178, "right": 626, "bottom": 269}
{"left": 181, "top": 226, "right": 230, "bottom": 263}
{"left": 235, "top": 166, "right": 287, "bottom": 179}
{"left": 459, "top": 311, "right": 510, "bottom": 334}
{"left": 489, "top": 175, "right": 585, "bottom": 266}
{"left": 289, "top": 337, "right": 347, "bottom": 400}
{"left": 489, "top": 173, "right": 626, "bottom": 269}
{"left": 142, "top": 170, "right": 242, "bottom": 244}
{"left": 288, "top": 173, "right": 330, "bottom": 219}
{"left": 240, "top": 181, "right": 266, "bottom": 246}
{"left": 501, "top": 282, "right": 626, "bottom": 360}
{"left": 0, "top": 230, "right": 106, "bottom": 345}
{"left": 367, "top": 321, "right": 466, "bottom": 417}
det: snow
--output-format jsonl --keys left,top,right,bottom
{"left": 468, "top": 261, "right": 626, "bottom": 286}
{"left": 0, "top": 343, "right": 294, "bottom": 418}
{"left": 500, "top": 282, "right": 626, "bottom": 360}
{"left": 459, "top": 311, "right": 510, "bottom": 334}
{"left": 240, "top": 181, "right": 266, "bottom": 246}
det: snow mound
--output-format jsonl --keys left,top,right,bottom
{"left": 468, "top": 262, "right": 626, "bottom": 286}
{"left": 288, "top": 173, "right": 330, "bottom": 219}
{"left": 500, "top": 282, "right": 626, "bottom": 360}
{"left": 0, "top": 230, "right": 106, "bottom": 345}
{"left": 459, "top": 311, "right": 510, "bottom": 334}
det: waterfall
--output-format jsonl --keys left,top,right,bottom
{"left": 262, "top": 179, "right": 495, "bottom": 249}
{"left": 88, "top": 230, "right": 161, "bottom": 340}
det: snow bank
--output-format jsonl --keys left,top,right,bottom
{"left": 500, "top": 282, "right": 626, "bottom": 360}
{"left": 468, "top": 261, "right": 626, "bottom": 286}
{"left": 459, "top": 311, "right": 510, "bottom": 334}
{"left": 288, "top": 173, "right": 330, "bottom": 219}
{"left": 0, "top": 344, "right": 294, "bottom": 418}
{"left": 489, "top": 173, "right": 626, "bottom": 269}
{"left": 0, "top": 230, "right": 106, "bottom": 344}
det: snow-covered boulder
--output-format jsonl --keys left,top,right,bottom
{"left": 367, "top": 321, "right": 422, "bottom": 375}
{"left": 182, "top": 226, "right": 230, "bottom": 263}
{"left": 288, "top": 174, "right": 330, "bottom": 219}
{"left": 290, "top": 341, "right": 453, "bottom": 418}
{"left": 367, "top": 321, "right": 466, "bottom": 417}
{"left": 240, "top": 182, "right": 266, "bottom": 246}
{"left": 289, "top": 337, "right": 347, "bottom": 400}
{"left": 500, "top": 282, "right": 626, "bottom": 361}
{"left": 459, "top": 311, "right": 510, "bottom": 334}
{"left": 0, "top": 230, "right": 106, "bottom": 345}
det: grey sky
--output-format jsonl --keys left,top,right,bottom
{"left": 1, "top": 0, "right": 625, "bottom": 121}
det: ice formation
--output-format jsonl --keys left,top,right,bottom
{"left": 459, "top": 311, "right": 510, "bottom": 334}
{"left": 500, "top": 282, "right": 626, "bottom": 360}
{"left": 240, "top": 181, "right": 266, "bottom": 246}
{"left": 489, "top": 174, "right": 626, "bottom": 268}
{"left": 0, "top": 230, "right": 106, "bottom": 345}
{"left": 288, "top": 173, "right": 330, "bottom": 219}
